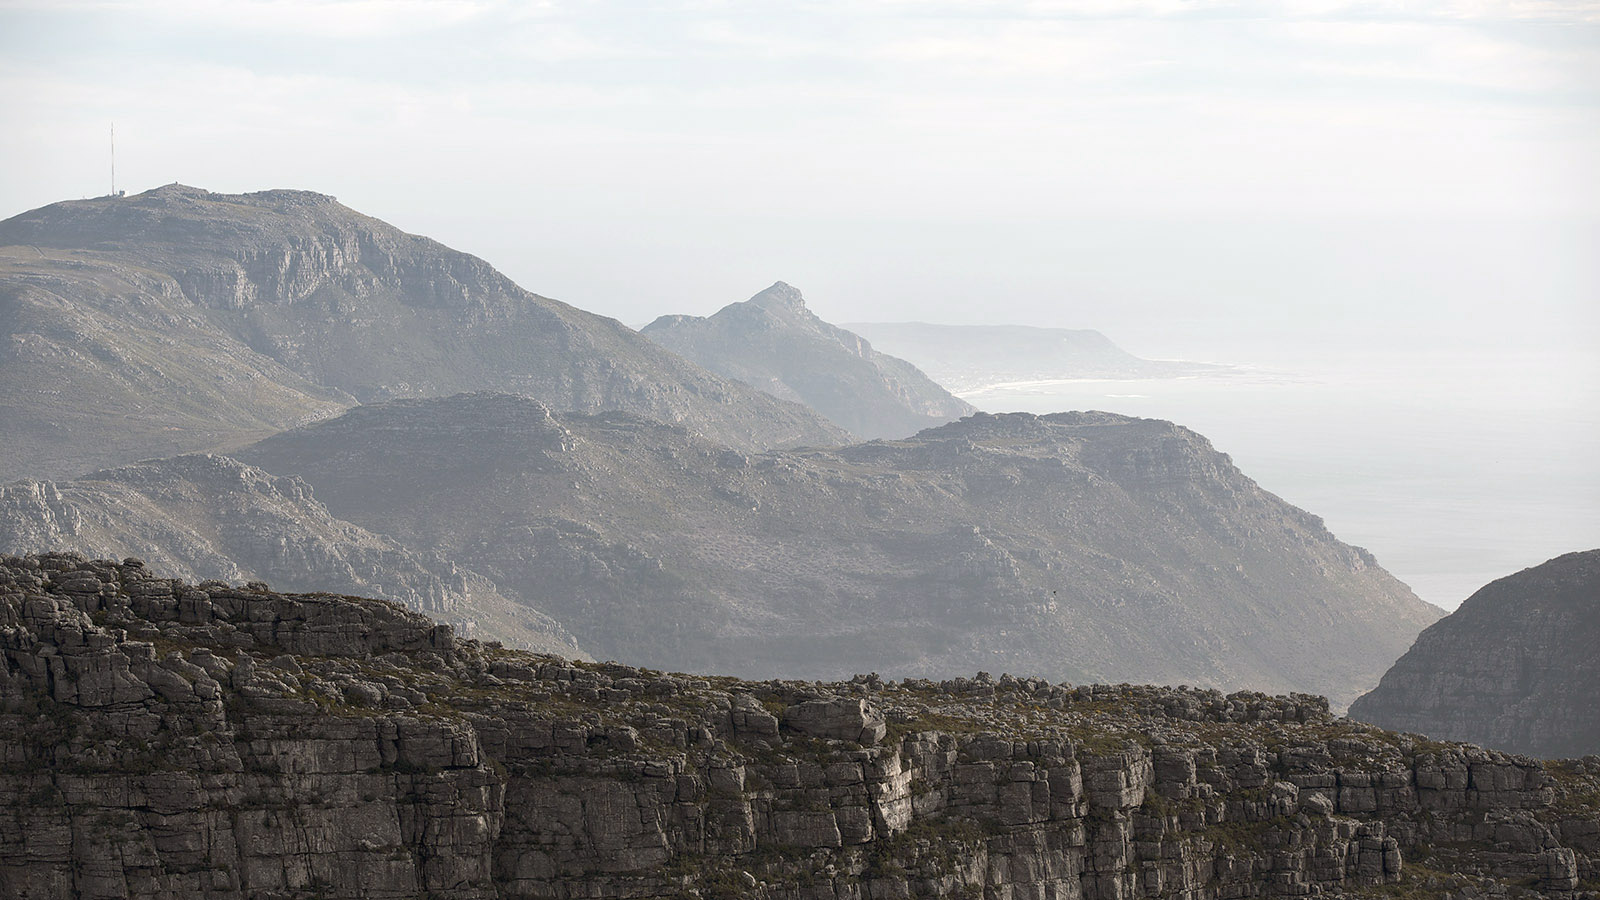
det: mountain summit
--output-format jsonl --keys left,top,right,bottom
{"left": 643, "top": 282, "right": 975, "bottom": 440}
{"left": 0, "top": 186, "right": 847, "bottom": 480}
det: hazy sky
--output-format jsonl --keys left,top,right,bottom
{"left": 1, "top": 0, "right": 1597, "bottom": 359}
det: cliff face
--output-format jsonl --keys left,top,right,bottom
{"left": 236, "top": 393, "right": 1439, "bottom": 708}
{"left": 0, "top": 185, "right": 847, "bottom": 480}
{"left": 1350, "top": 550, "right": 1600, "bottom": 759}
{"left": 642, "top": 282, "right": 976, "bottom": 440}
{"left": 0, "top": 554, "right": 1595, "bottom": 899}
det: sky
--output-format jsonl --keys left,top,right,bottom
{"left": 0, "top": 0, "right": 1596, "bottom": 608}
{"left": 0, "top": 0, "right": 1596, "bottom": 359}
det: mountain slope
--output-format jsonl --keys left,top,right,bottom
{"left": 643, "top": 282, "right": 976, "bottom": 440}
{"left": 0, "top": 185, "right": 847, "bottom": 480}
{"left": 1349, "top": 549, "right": 1600, "bottom": 758}
{"left": 237, "top": 392, "right": 1441, "bottom": 707}
{"left": 0, "top": 454, "right": 583, "bottom": 656}
{"left": 843, "top": 322, "right": 1220, "bottom": 393}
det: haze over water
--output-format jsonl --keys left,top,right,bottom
{"left": 962, "top": 347, "right": 1599, "bottom": 612}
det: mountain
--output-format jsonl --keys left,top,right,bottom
{"left": 642, "top": 282, "right": 976, "bottom": 440}
{"left": 0, "top": 454, "right": 583, "bottom": 656}
{"left": 0, "top": 185, "right": 847, "bottom": 480}
{"left": 1349, "top": 549, "right": 1600, "bottom": 759}
{"left": 1, "top": 552, "right": 1593, "bottom": 899}
{"left": 235, "top": 392, "right": 1441, "bottom": 707}
{"left": 842, "top": 322, "right": 1222, "bottom": 393}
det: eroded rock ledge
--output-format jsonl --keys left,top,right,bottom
{"left": 2, "top": 552, "right": 1596, "bottom": 899}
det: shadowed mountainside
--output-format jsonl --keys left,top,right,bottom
{"left": 643, "top": 282, "right": 976, "bottom": 440}
{"left": 1350, "top": 549, "right": 1600, "bottom": 759}
{"left": 233, "top": 392, "right": 1442, "bottom": 708}
{"left": 0, "top": 185, "right": 847, "bottom": 480}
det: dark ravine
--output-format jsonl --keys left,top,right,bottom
{"left": 642, "top": 282, "right": 976, "bottom": 440}
{"left": 1350, "top": 550, "right": 1600, "bottom": 760}
{"left": 0, "top": 185, "right": 847, "bottom": 481}
{"left": 235, "top": 392, "right": 1440, "bottom": 708}
{"left": 1, "top": 553, "right": 1596, "bottom": 899}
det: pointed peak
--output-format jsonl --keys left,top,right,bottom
{"left": 747, "top": 281, "right": 807, "bottom": 313}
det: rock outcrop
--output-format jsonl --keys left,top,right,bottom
{"left": 643, "top": 282, "right": 976, "bottom": 440}
{"left": 1350, "top": 550, "right": 1600, "bottom": 759}
{"left": 0, "top": 185, "right": 847, "bottom": 480}
{"left": 0, "top": 554, "right": 1595, "bottom": 899}
{"left": 231, "top": 392, "right": 1441, "bottom": 707}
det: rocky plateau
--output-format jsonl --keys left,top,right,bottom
{"left": 0, "top": 553, "right": 1595, "bottom": 899}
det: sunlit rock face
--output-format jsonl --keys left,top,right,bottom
{"left": 1350, "top": 549, "right": 1600, "bottom": 759}
{"left": 0, "top": 553, "right": 1592, "bottom": 899}
{"left": 642, "top": 281, "right": 976, "bottom": 440}
{"left": 0, "top": 185, "right": 848, "bottom": 481}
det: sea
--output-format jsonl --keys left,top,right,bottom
{"left": 957, "top": 348, "right": 1600, "bottom": 612}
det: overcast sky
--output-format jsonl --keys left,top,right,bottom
{"left": 1, "top": 0, "right": 1596, "bottom": 359}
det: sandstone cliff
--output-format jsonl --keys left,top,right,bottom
{"left": 643, "top": 282, "right": 976, "bottom": 440}
{"left": 0, "top": 554, "right": 1594, "bottom": 899}
{"left": 0, "top": 185, "right": 847, "bottom": 480}
{"left": 1350, "top": 550, "right": 1600, "bottom": 759}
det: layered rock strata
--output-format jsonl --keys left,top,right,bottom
{"left": 2, "top": 554, "right": 1595, "bottom": 899}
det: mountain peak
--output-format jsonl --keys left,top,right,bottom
{"left": 746, "top": 281, "right": 808, "bottom": 314}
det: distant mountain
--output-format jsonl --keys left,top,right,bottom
{"left": 0, "top": 454, "right": 583, "bottom": 656}
{"left": 236, "top": 391, "right": 1440, "bottom": 707}
{"left": 842, "top": 322, "right": 1222, "bottom": 393}
{"left": 1349, "top": 549, "right": 1600, "bottom": 758}
{"left": 642, "top": 282, "right": 976, "bottom": 440}
{"left": 0, "top": 185, "right": 847, "bottom": 480}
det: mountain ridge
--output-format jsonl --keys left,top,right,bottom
{"left": 643, "top": 282, "right": 976, "bottom": 440}
{"left": 230, "top": 391, "right": 1442, "bottom": 707}
{"left": 0, "top": 185, "right": 848, "bottom": 480}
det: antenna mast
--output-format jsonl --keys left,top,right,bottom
{"left": 110, "top": 122, "right": 116, "bottom": 197}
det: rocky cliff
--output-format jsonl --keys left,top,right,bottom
{"left": 0, "top": 553, "right": 1594, "bottom": 899}
{"left": 0, "top": 185, "right": 847, "bottom": 480}
{"left": 643, "top": 282, "right": 976, "bottom": 440}
{"left": 1350, "top": 550, "right": 1600, "bottom": 759}
{"left": 231, "top": 392, "right": 1440, "bottom": 707}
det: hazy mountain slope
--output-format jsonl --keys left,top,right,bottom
{"left": 1349, "top": 549, "right": 1600, "bottom": 758}
{"left": 0, "top": 454, "right": 583, "bottom": 656}
{"left": 239, "top": 392, "right": 1441, "bottom": 707}
{"left": 0, "top": 245, "right": 354, "bottom": 480}
{"left": 643, "top": 282, "right": 976, "bottom": 440}
{"left": 843, "top": 322, "right": 1220, "bottom": 393}
{"left": 0, "top": 185, "right": 846, "bottom": 479}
